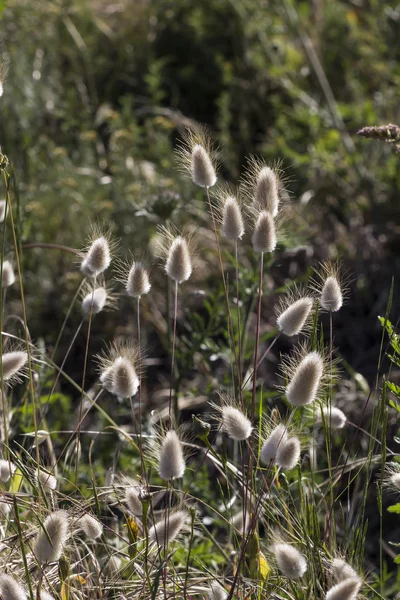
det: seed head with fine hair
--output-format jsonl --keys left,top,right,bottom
{"left": 158, "top": 430, "right": 186, "bottom": 480}
{"left": 149, "top": 510, "right": 187, "bottom": 545}
{"left": 252, "top": 210, "right": 277, "bottom": 253}
{"left": 34, "top": 510, "right": 69, "bottom": 564}
{"left": 325, "top": 578, "right": 362, "bottom": 600}
{"left": 0, "top": 575, "right": 27, "bottom": 600}
{"left": 273, "top": 543, "right": 307, "bottom": 579}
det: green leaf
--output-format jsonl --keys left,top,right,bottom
{"left": 387, "top": 503, "right": 400, "bottom": 514}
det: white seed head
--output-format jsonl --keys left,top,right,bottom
{"left": 321, "top": 276, "right": 343, "bottom": 312}
{"left": 254, "top": 166, "right": 279, "bottom": 216}
{"left": 158, "top": 430, "right": 186, "bottom": 480}
{"left": 286, "top": 351, "right": 324, "bottom": 406}
{"left": 0, "top": 200, "right": 6, "bottom": 223}
{"left": 273, "top": 543, "right": 307, "bottom": 579}
{"left": 331, "top": 558, "right": 358, "bottom": 582}
{"left": 221, "top": 406, "right": 252, "bottom": 441}
{"left": 390, "top": 472, "right": 400, "bottom": 490}
{"left": 126, "top": 262, "right": 151, "bottom": 298}
{"left": 0, "top": 459, "right": 15, "bottom": 482}
{"left": 81, "top": 287, "right": 107, "bottom": 316}
{"left": 39, "top": 592, "right": 56, "bottom": 600}
{"left": 126, "top": 486, "right": 142, "bottom": 515}
{"left": 0, "top": 500, "right": 11, "bottom": 517}
{"left": 165, "top": 236, "right": 192, "bottom": 284}
{"left": 276, "top": 436, "right": 301, "bottom": 470}
{"left": 191, "top": 144, "right": 217, "bottom": 188}
{"left": 325, "top": 577, "right": 362, "bottom": 600}
{"left": 34, "top": 510, "right": 69, "bottom": 564}
{"left": 36, "top": 469, "right": 57, "bottom": 490}
{"left": 277, "top": 297, "right": 313, "bottom": 336}
{"left": 208, "top": 582, "right": 228, "bottom": 600}
{"left": 252, "top": 210, "right": 277, "bottom": 253}
{"left": 149, "top": 510, "right": 187, "bottom": 545}
{"left": 2, "top": 351, "right": 28, "bottom": 382}
{"left": 260, "top": 424, "right": 288, "bottom": 465}
{"left": 0, "top": 575, "right": 27, "bottom": 600}
{"left": 2, "top": 261, "right": 15, "bottom": 287}
{"left": 81, "top": 236, "right": 111, "bottom": 277}
{"left": 101, "top": 356, "right": 139, "bottom": 398}
{"left": 221, "top": 196, "right": 244, "bottom": 241}
{"left": 77, "top": 514, "right": 103, "bottom": 539}
{"left": 320, "top": 407, "right": 347, "bottom": 429}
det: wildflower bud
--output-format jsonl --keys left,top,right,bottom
{"left": 111, "top": 357, "right": 139, "bottom": 398}
{"left": 321, "top": 276, "right": 343, "bottom": 312}
{"left": 208, "top": 582, "right": 228, "bottom": 600}
{"left": 252, "top": 210, "right": 276, "bottom": 253}
{"left": 34, "top": 510, "right": 69, "bottom": 564}
{"left": 81, "top": 236, "right": 111, "bottom": 277}
{"left": 2, "top": 261, "right": 15, "bottom": 287}
{"left": 277, "top": 298, "right": 313, "bottom": 336}
{"left": 0, "top": 200, "right": 6, "bottom": 223}
{"left": 165, "top": 236, "right": 192, "bottom": 284}
{"left": 158, "top": 430, "right": 186, "bottom": 480}
{"left": 126, "top": 262, "right": 151, "bottom": 298}
{"left": 319, "top": 407, "right": 347, "bottom": 429}
{"left": 276, "top": 436, "right": 301, "bottom": 470}
{"left": 77, "top": 514, "right": 103, "bottom": 540}
{"left": 2, "top": 351, "right": 28, "bottom": 382}
{"left": 254, "top": 166, "right": 279, "bottom": 216}
{"left": 0, "top": 458, "right": 15, "bottom": 481}
{"left": 81, "top": 287, "right": 107, "bottom": 316}
{"left": 331, "top": 558, "right": 358, "bottom": 582}
{"left": 221, "top": 406, "right": 252, "bottom": 441}
{"left": 260, "top": 424, "right": 288, "bottom": 465}
{"left": 325, "top": 578, "right": 361, "bottom": 600}
{"left": 286, "top": 351, "right": 324, "bottom": 406}
{"left": 191, "top": 144, "right": 217, "bottom": 188}
{"left": 273, "top": 543, "right": 307, "bottom": 579}
{"left": 222, "top": 196, "right": 244, "bottom": 241}
{"left": 36, "top": 469, "right": 57, "bottom": 491}
{"left": 0, "top": 575, "right": 27, "bottom": 600}
{"left": 149, "top": 510, "right": 187, "bottom": 545}
{"left": 126, "top": 486, "right": 142, "bottom": 516}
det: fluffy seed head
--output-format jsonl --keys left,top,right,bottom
{"left": 81, "top": 236, "right": 111, "bottom": 277}
{"left": 98, "top": 343, "right": 141, "bottom": 398}
{"left": 252, "top": 210, "right": 277, "bottom": 253}
{"left": 2, "top": 351, "right": 28, "bottom": 383}
{"left": 321, "top": 276, "right": 343, "bottom": 312}
{"left": 34, "top": 510, "right": 69, "bottom": 564}
{"left": 208, "top": 582, "right": 228, "bottom": 600}
{"left": 81, "top": 287, "right": 107, "bottom": 316}
{"left": 221, "top": 196, "right": 244, "bottom": 241}
{"left": 126, "top": 486, "right": 142, "bottom": 515}
{"left": 277, "top": 297, "right": 313, "bottom": 336}
{"left": 0, "top": 500, "right": 11, "bottom": 517}
{"left": 77, "top": 514, "right": 103, "bottom": 539}
{"left": 2, "top": 261, "right": 15, "bottom": 287}
{"left": 0, "top": 575, "right": 27, "bottom": 600}
{"left": 390, "top": 473, "right": 400, "bottom": 490}
{"left": 0, "top": 200, "right": 6, "bottom": 223}
{"left": 221, "top": 406, "right": 252, "bottom": 441}
{"left": 260, "top": 424, "right": 288, "bottom": 465}
{"left": 191, "top": 144, "right": 217, "bottom": 188}
{"left": 108, "top": 357, "right": 139, "bottom": 398}
{"left": 331, "top": 558, "right": 358, "bottom": 582}
{"left": 0, "top": 459, "right": 15, "bottom": 481}
{"left": 126, "top": 261, "right": 151, "bottom": 298}
{"left": 149, "top": 510, "right": 187, "bottom": 545}
{"left": 254, "top": 166, "right": 279, "bottom": 216}
{"left": 276, "top": 436, "right": 301, "bottom": 470}
{"left": 273, "top": 543, "right": 307, "bottom": 579}
{"left": 165, "top": 236, "right": 192, "bottom": 284}
{"left": 158, "top": 430, "right": 186, "bottom": 480}
{"left": 39, "top": 592, "right": 56, "bottom": 600}
{"left": 285, "top": 351, "right": 324, "bottom": 406}
{"left": 319, "top": 406, "right": 347, "bottom": 429}
{"left": 325, "top": 578, "right": 361, "bottom": 600}
{"left": 36, "top": 469, "right": 57, "bottom": 490}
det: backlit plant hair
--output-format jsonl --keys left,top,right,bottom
{"left": 325, "top": 577, "right": 362, "bottom": 600}
{"left": 331, "top": 557, "right": 358, "bottom": 582}
{"left": 260, "top": 423, "right": 288, "bottom": 465}
{"left": 34, "top": 510, "right": 70, "bottom": 564}
{"left": 0, "top": 458, "right": 15, "bottom": 481}
{"left": 148, "top": 509, "right": 187, "bottom": 546}
{"left": 80, "top": 225, "right": 116, "bottom": 277}
{"left": 0, "top": 575, "right": 27, "bottom": 600}
{"left": 251, "top": 209, "right": 277, "bottom": 254}
{"left": 383, "top": 461, "right": 400, "bottom": 494}
{"left": 35, "top": 468, "right": 57, "bottom": 491}
{"left": 81, "top": 281, "right": 115, "bottom": 317}
{"left": 116, "top": 257, "right": 151, "bottom": 299}
{"left": 241, "top": 156, "right": 285, "bottom": 217}
{"left": 1, "top": 348, "right": 29, "bottom": 385}
{"left": 76, "top": 513, "right": 103, "bottom": 539}
{"left": 272, "top": 542, "right": 307, "bottom": 579}
{"left": 97, "top": 341, "right": 141, "bottom": 398}
{"left": 212, "top": 396, "right": 252, "bottom": 441}
{"left": 311, "top": 260, "right": 348, "bottom": 313}
{"left": 275, "top": 286, "right": 314, "bottom": 337}
{"left": 280, "top": 343, "right": 330, "bottom": 407}
{"left": 157, "top": 429, "right": 186, "bottom": 480}
{"left": 0, "top": 199, "right": 6, "bottom": 223}
{"left": 176, "top": 126, "right": 218, "bottom": 189}
{"left": 208, "top": 582, "right": 228, "bottom": 600}
{"left": 157, "top": 225, "right": 195, "bottom": 285}
{"left": 2, "top": 260, "right": 15, "bottom": 287}
{"left": 318, "top": 405, "right": 347, "bottom": 429}
{"left": 275, "top": 435, "right": 301, "bottom": 470}
{"left": 213, "top": 186, "right": 245, "bottom": 242}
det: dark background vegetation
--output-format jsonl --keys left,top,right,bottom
{"left": 0, "top": 0, "right": 400, "bottom": 584}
